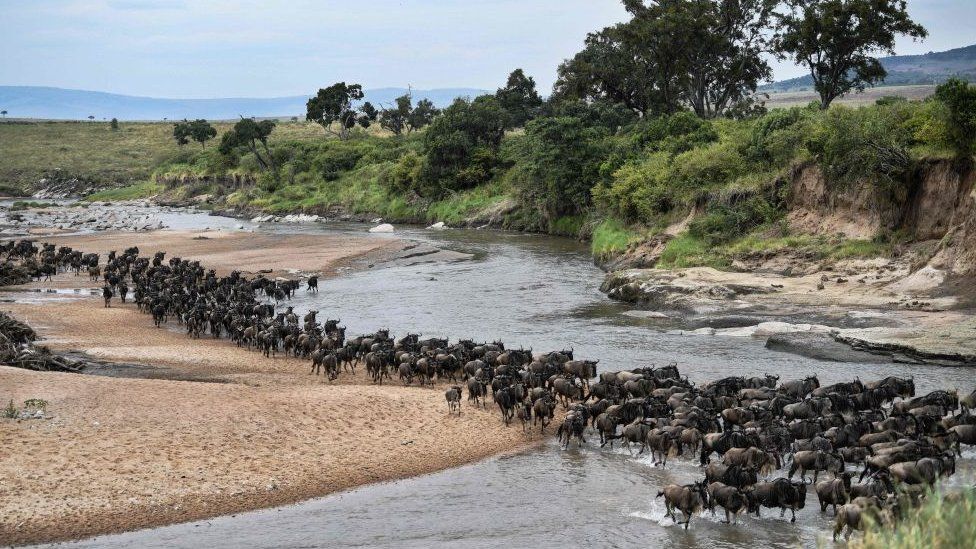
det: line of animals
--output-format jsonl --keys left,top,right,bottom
{"left": 5, "top": 238, "right": 976, "bottom": 541}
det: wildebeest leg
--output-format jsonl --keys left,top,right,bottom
{"left": 790, "top": 506, "right": 797, "bottom": 523}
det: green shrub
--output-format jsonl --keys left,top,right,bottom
{"left": 627, "top": 111, "right": 719, "bottom": 156}
{"left": 509, "top": 116, "right": 610, "bottom": 218}
{"left": 806, "top": 104, "right": 917, "bottom": 195}
{"left": 934, "top": 78, "right": 976, "bottom": 158}
{"left": 688, "top": 193, "right": 781, "bottom": 245}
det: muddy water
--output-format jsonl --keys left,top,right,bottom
{"left": 39, "top": 217, "right": 976, "bottom": 548}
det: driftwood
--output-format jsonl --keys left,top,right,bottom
{"left": 0, "top": 312, "right": 84, "bottom": 373}
{"left": 0, "top": 261, "right": 31, "bottom": 287}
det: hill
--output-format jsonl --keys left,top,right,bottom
{"left": 764, "top": 43, "right": 976, "bottom": 92}
{"left": 0, "top": 86, "right": 489, "bottom": 121}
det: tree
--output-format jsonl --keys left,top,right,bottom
{"left": 495, "top": 69, "right": 543, "bottom": 127}
{"left": 774, "top": 0, "right": 927, "bottom": 109}
{"left": 306, "top": 82, "right": 377, "bottom": 140}
{"left": 219, "top": 117, "right": 277, "bottom": 170}
{"left": 186, "top": 119, "right": 217, "bottom": 148}
{"left": 380, "top": 94, "right": 411, "bottom": 135}
{"left": 87, "top": 115, "right": 95, "bottom": 122}
{"left": 419, "top": 96, "right": 510, "bottom": 195}
{"left": 380, "top": 94, "right": 442, "bottom": 135}
{"left": 408, "top": 98, "right": 439, "bottom": 131}
{"left": 554, "top": 22, "right": 681, "bottom": 117}
{"left": 516, "top": 116, "right": 610, "bottom": 219}
{"left": 1, "top": 110, "right": 7, "bottom": 119}
{"left": 173, "top": 121, "right": 191, "bottom": 146}
{"left": 934, "top": 78, "right": 976, "bottom": 159}
{"left": 110, "top": 118, "right": 119, "bottom": 131}
{"left": 555, "top": 0, "right": 774, "bottom": 118}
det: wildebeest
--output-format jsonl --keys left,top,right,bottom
{"left": 445, "top": 386, "right": 462, "bottom": 416}
{"left": 707, "top": 482, "right": 749, "bottom": 524}
{"left": 789, "top": 450, "right": 844, "bottom": 483}
{"left": 815, "top": 472, "right": 851, "bottom": 515}
{"left": 657, "top": 481, "right": 708, "bottom": 529}
{"left": 746, "top": 478, "right": 807, "bottom": 522}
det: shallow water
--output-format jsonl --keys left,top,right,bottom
{"left": 36, "top": 214, "right": 976, "bottom": 548}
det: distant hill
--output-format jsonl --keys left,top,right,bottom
{"left": 764, "top": 44, "right": 976, "bottom": 92}
{"left": 0, "top": 86, "right": 489, "bottom": 121}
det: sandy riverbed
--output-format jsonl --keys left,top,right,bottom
{"left": 0, "top": 230, "right": 539, "bottom": 546}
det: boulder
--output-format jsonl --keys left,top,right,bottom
{"left": 369, "top": 223, "right": 395, "bottom": 233}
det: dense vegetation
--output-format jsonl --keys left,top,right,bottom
{"left": 4, "top": 1, "right": 974, "bottom": 268}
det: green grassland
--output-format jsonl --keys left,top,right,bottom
{"left": 0, "top": 119, "right": 325, "bottom": 195}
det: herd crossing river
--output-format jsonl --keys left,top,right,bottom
{"left": 18, "top": 208, "right": 976, "bottom": 549}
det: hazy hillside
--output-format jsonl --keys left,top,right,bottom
{"left": 764, "top": 43, "right": 976, "bottom": 91}
{"left": 0, "top": 86, "right": 489, "bottom": 121}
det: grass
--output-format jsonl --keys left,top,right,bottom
{"left": 853, "top": 490, "right": 976, "bottom": 549}
{"left": 8, "top": 200, "right": 57, "bottom": 210}
{"left": 426, "top": 182, "right": 509, "bottom": 226}
{"left": 0, "top": 120, "right": 326, "bottom": 195}
{"left": 592, "top": 218, "right": 641, "bottom": 258}
{"left": 722, "top": 231, "right": 890, "bottom": 261}
{"left": 84, "top": 181, "right": 163, "bottom": 201}
{"left": 550, "top": 215, "right": 586, "bottom": 237}
{"left": 657, "top": 232, "right": 730, "bottom": 269}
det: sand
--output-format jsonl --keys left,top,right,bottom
{"left": 0, "top": 231, "right": 540, "bottom": 546}
{"left": 27, "top": 228, "right": 404, "bottom": 279}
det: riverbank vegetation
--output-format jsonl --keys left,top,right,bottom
{"left": 854, "top": 490, "right": 976, "bottom": 549}
{"left": 5, "top": 1, "right": 975, "bottom": 269}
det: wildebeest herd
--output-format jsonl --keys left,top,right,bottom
{"left": 5, "top": 238, "right": 976, "bottom": 542}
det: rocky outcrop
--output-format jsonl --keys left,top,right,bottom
{"left": 601, "top": 269, "right": 777, "bottom": 313}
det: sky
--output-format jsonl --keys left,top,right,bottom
{"left": 1, "top": 0, "right": 974, "bottom": 99}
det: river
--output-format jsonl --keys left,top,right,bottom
{"left": 33, "top": 212, "right": 976, "bottom": 548}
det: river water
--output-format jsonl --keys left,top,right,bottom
{"left": 36, "top": 214, "right": 976, "bottom": 548}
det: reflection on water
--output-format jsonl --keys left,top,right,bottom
{"left": 37, "top": 216, "right": 976, "bottom": 549}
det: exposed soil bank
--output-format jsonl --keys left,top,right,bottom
{"left": 600, "top": 160, "right": 976, "bottom": 366}
{"left": 0, "top": 231, "right": 534, "bottom": 546}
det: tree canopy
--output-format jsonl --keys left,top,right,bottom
{"left": 495, "top": 69, "right": 543, "bottom": 127}
{"left": 934, "top": 78, "right": 976, "bottom": 159}
{"left": 306, "top": 83, "right": 377, "bottom": 140}
{"left": 774, "top": 0, "right": 927, "bottom": 109}
{"left": 555, "top": 0, "right": 774, "bottom": 118}
{"left": 419, "top": 96, "right": 511, "bottom": 196}
{"left": 219, "top": 118, "right": 276, "bottom": 170}
{"left": 379, "top": 94, "right": 441, "bottom": 135}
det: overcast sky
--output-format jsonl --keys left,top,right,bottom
{"left": 1, "top": 0, "right": 973, "bottom": 98}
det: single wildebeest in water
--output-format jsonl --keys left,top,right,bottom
{"left": 657, "top": 481, "right": 708, "bottom": 529}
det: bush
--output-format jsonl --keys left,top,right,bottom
{"left": 627, "top": 111, "right": 719, "bottom": 156}
{"left": 688, "top": 193, "right": 781, "bottom": 245}
{"left": 806, "top": 104, "right": 917, "bottom": 195}
{"left": 934, "top": 78, "right": 976, "bottom": 158}
{"left": 419, "top": 96, "right": 510, "bottom": 196}
{"left": 510, "top": 116, "right": 610, "bottom": 218}
{"left": 747, "top": 106, "right": 814, "bottom": 165}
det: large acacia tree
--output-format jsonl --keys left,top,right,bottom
{"left": 554, "top": 0, "right": 774, "bottom": 118}
{"left": 774, "top": 0, "right": 927, "bottom": 109}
